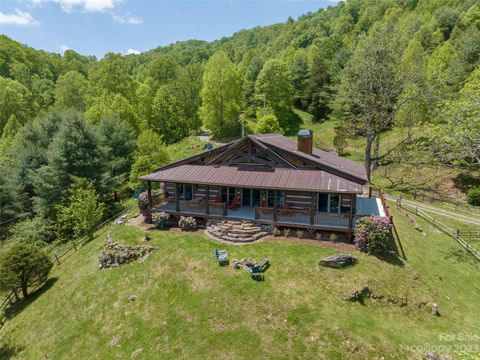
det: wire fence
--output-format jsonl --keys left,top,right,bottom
{"left": 399, "top": 201, "right": 480, "bottom": 261}
{"left": 0, "top": 207, "right": 130, "bottom": 332}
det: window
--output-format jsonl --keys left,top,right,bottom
{"left": 317, "top": 193, "right": 340, "bottom": 213}
{"left": 318, "top": 194, "right": 329, "bottom": 212}
{"left": 221, "top": 187, "right": 236, "bottom": 203}
{"left": 241, "top": 188, "right": 263, "bottom": 207}
{"left": 242, "top": 188, "right": 251, "bottom": 207}
{"left": 329, "top": 194, "right": 340, "bottom": 213}
{"left": 177, "top": 183, "right": 193, "bottom": 201}
{"left": 266, "top": 190, "right": 285, "bottom": 207}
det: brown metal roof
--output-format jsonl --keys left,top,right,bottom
{"left": 139, "top": 164, "right": 363, "bottom": 193}
{"left": 252, "top": 134, "right": 368, "bottom": 183}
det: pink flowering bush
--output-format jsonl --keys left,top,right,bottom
{"left": 178, "top": 216, "right": 196, "bottom": 231}
{"left": 152, "top": 212, "right": 169, "bottom": 228}
{"left": 354, "top": 216, "right": 392, "bottom": 254}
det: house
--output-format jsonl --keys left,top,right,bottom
{"left": 139, "top": 130, "right": 385, "bottom": 237}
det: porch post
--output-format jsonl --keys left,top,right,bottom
{"left": 273, "top": 190, "right": 278, "bottom": 223}
{"left": 147, "top": 181, "right": 152, "bottom": 208}
{"left": 348, "top": 194, "right": 355, "bottom": 229}
{"left": 146, "top": 181, "right": 153, "bottom": 223}
{"left": 310, "top": 193, "right": 315, "bottom": 226}
{"left": 205, "top": 185, "right": 210, "bottom": 215}
{"left": 174, "top": 183, "right": 180, "bottom": 212}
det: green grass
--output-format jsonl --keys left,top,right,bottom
{"left": 1, "top": 205, "right": 479, "bottom": 359}
{"left": 166, "top": 136, "right": 210, "bottom": 162}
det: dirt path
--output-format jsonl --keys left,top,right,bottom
{"left": 386, "top": 196, "right": 480, "bottom": 226}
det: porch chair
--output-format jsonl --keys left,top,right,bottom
{"left": 248, "top": 257, "right": 270, "bottom": 281}
{"left": 228, "top": 196, "right": 240, "bottom": 210}
{"left": 284, "top": 202, "right": 293, "bottom": 217}
{"left": 215, "top": 248, "right": 229, "bottom": 266}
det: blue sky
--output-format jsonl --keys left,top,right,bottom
{"left": 0, "top": 0, "right": 337, "bottom": 58}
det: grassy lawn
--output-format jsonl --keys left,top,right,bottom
{"left": 1, "top": 205, "right": 479, "bottom": 359}
{"left": 166, "top": 136, "right": 211, "bottom": 162}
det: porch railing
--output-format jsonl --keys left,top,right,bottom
{"left": 255, "top": 207, "right": 350, "bottom": 229}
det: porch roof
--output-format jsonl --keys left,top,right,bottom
{"left": 139, "top": 164, "right": 363, "bottom": 193}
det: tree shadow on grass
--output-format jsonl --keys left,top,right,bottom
{"left": 0, "top": 342, "right": 24, "bottom": 359}
{"left": 374, "top": 235, "right": 406, "bottom": 267}
{"left": 5, "top": 277, "right": 58, "bottom": 320}
{"left": 444, "top": 248, "right": 479, "bottom": 266}
{"left": 452, "top": 173, "right": 480, "bottom": 193}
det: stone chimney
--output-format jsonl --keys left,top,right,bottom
{"left": 297, "top": 129, "right": 313, "bottom": 155}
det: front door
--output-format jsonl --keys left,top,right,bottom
{"left": 241, "top": 188, "right": 262, "bottom": 207}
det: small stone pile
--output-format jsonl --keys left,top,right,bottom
{"left": 231, "top": 258, "right": 257, "bottom": 270}
{"left": 99, "top": 237, "right": 155, "bottom": 269}
{"left": 344, "top": 285, "right": 371, "bottom": 303}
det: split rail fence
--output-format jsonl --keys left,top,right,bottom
{"left": 0, "top": 208, "right": 128, "bottom": 332}
{"left": 399, "top": 201, "right": 480, "bottom": 261}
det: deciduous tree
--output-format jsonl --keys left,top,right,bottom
{"left": 199, "top": 51, "right": 242, "bottom": 138}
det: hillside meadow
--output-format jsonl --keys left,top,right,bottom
{"left": 0, "top": 204, "right": 479, "bottom": 359}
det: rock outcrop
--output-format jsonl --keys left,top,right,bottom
{"left": 99, "top": 237, "right": 155, "bottom": 269}
{"left": 319, "top": 253, "right": 358, "bottom": 268}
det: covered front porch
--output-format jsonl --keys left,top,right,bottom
{"left": 147, "top": 182, "right": 357, "bottom": 232}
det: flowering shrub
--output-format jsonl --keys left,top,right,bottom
{"left": 354, "top": 216, "right": 392, "bottom": 254}
{"left": 152, "top": 212, "right": 169, "bottom": 228}
{"left": 137, "top": 193, "right": 149, "bottom": 214}
{"left": 272, "top": 227, "right": 282, "bottom": 237}
{"left": 178, "top": 216, "right": 196, "bottom": 231}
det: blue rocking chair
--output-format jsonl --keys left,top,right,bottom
{"left": 215, "top": 249, "right": 229, "bottom": 266}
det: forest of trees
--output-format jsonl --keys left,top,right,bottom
{"left": 0, "top": 0, "right": 480, "bottom": 249}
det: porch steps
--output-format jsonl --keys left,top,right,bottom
{"left": 206, "top": 220, "right": 269, "bottom": 243}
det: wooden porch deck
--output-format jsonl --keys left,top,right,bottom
{"left": 152, "top": 201, "right": 352, "bottom": 231}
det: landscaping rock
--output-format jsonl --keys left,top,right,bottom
{"left": 319, "top": 254, "right": 357, "bottom": 268}
{"left": 425, "top": 352, "right": 452, "bottom": 360}
{"left": 99, "top": 235, "right": 156, "bottom": 269}
{"left": 140, "top": 235, "right": 151, "bottom": 242}
{"left": 128, "top": 295, "right": 137, "bottom": 302}
{"left": 344, "top": 285, "right": 371, "bottom": 302}
{"left": 131, "top": 348, "right": 143, "bottom": 359}
{"left": 115, "top": 214, "right": 128, "bottom": 225}
{"left": 231, "top": 258, "right": 257, "bottom": 270}
{"left": 430, "top": 303, "right": 440, "bottom": 316}
{"left": 110, "top": 336, "right": 119, "bottom": 347}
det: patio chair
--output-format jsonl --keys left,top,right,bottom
{"left": 215, "top": 248, "right": 229, "bottom": 266}
{"left": 228, "top": 196, "right": 240, "bottom": 210}
{"left": 248, "top": 257, "right": 270, "bottom": 280}
{"left": 284, "top": 202, "right": 293, "bottom": 217}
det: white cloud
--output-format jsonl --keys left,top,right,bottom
{"left": 0, "top": 9, "right": 39, "bottom": 26}
{"left": 127, "top": 48, "right": 140, "bottom": 55}
{"left": 112, "top": 12, "right": 142, "bottom": 25}
{"left": 58, "top": 44, "right": 71, "bottom": 53}
{"left": 27, "top": 0, "right": 121, "bottom": 13}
